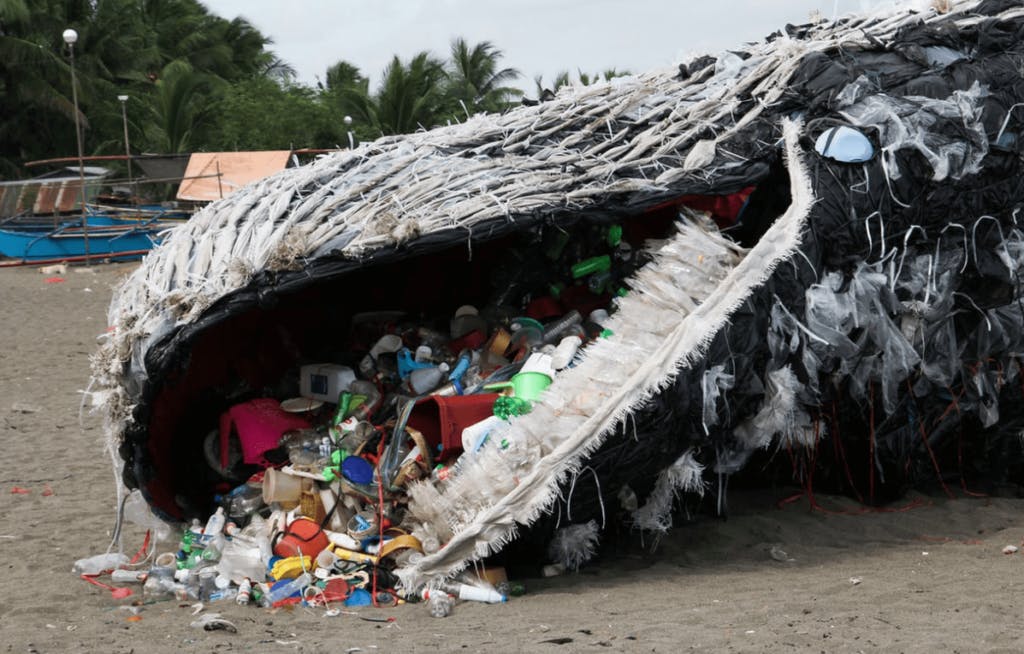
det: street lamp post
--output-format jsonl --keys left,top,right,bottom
{"left": 63, "top": 27, "right": 90, "bottom": 264}
{"left": 117, "top": 95, "right": 133, "bottom": 194}
{"left": 344, "top": 115, "right": 354, "bottom": 150}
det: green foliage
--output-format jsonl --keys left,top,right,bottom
{"left": 0, "top": 1, "right": 627, "bottom": 181}
{"left": 143, "top": 59, "right": 220, "bottom": 153}
{"left": 445, "top": 38, "right": 522, "bottom": 118}
{"left": 207, "top": 78, "right": 341, "bottom": 151}
{"left": 0, "top": 0, "right": 282, "bottom": 176}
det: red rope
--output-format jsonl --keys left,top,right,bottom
{"left": 129, "top": 529, "right": 152, "bottom": 564}
{"left": 78, "top": 529, "right": 151, "bottom": 599}
{"left": 905, "top": 379, "right": 954, "bottom": 500}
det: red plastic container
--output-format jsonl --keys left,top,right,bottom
{"left": 407, "top": 393, "right": 500, "bottom": 461}
{"left": 273, "top": 516, "right": 329, "bottom": 559}
{"left": 219, "top": 398, "right": 311, "bottom": 469}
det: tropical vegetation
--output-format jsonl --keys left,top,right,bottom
{"left": 0, "top": 0, "right": 625, "bottom": 179}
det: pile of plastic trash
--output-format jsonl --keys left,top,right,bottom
{"left": 75, "top": 220, "right": 641, "bottom": 615}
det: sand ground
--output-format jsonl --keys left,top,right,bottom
{"left": 2, "top": 262, "right": 1023, "bottom": 653}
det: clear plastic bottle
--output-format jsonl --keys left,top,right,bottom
{"left": 260, "top": 572, "right": 312, "bottom": 607}
{"left": 226, "top": 483, "right": 265, "bottom": 522}
{"left": 202, "top": 507, "right": 226, "bottom": 544}
{"left": 423, "top": 589, "right": 454, "bottom": 617}
{"left": 197, "top": 566, "right": 218, "bottom": 601}
{"left": 201, "top": 534, "right": 225, "bottom": 562}
{"left": 110, "top": 569, "right": 148, "bottom": 583}
{"left": 208, "top": 587, "right": 238, "bottom": 602}
{"left": 143, "top": 575, "right": 182, "bottom": 599}
{"left": 72, "top": 552, "right": 130, "bottom": 575}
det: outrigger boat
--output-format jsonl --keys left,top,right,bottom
{"left": 0, "top": 213, "right": 172, "bottom": 264}
{"left": 0, "top": 150, "right": 326, "bottom": 264}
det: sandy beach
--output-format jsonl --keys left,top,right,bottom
{"left": 3, "top": 261, "right": 1024, "bottom": 653}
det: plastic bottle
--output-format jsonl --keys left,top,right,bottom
{"left": 72, "top": 552, "right": 130, "bottom": 576}
{"left": 197, "top": 566, "right": 218, "bottom": 600}
{"left": 405, "top": 363, "right": 450, "bottom": 395}
{"left": 551, "top": 335, "right": 582, "bottom": 370}
{"left": 226, "top": 483, "right": 264, "bottom": 522}
{"left": 252, "top": 582, "right": 269, "bottom": 606}
{"left": 542, "top": 310, "right": 582, "bottom": 344}
{"left": 202, "top": 534, "right": 225, "bottom": 562}
{"left": 448, "top": 350, "right": 473, "bottom": 383}
{"left": 439, "top": 582, "right": 507, "bottom": 603}
{"left": 208, "top": 587, "right": 238, "bottom": 602}
{"left": 261, "top": 572, "right": 312, "bottom": 606}
{"left": 143, "top": 575, "right": 182, "bottom": 599}
{"left": 322, "top": 528, "right": 361, "bottom": 551}
{"left": 236, "top": 578, "right": 252, "bottom": 605}
{"left": 202, "top": 507, "right": 226, "bottom": 544}
{"left": 461, "top": 415, "right": 505, "bottom": 453}
{"left": 427, "top": 592, "right": 454, "bottom": 618}
{"left": 110, "top": 569, "right": 148, "bottom": 583}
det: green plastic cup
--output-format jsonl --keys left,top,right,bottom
{"left": 510, "top": 371, "right": 552, "bottom": 402}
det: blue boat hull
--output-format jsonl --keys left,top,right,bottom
{"left": 0, "top": 216, "right": 169, "bottom": 261}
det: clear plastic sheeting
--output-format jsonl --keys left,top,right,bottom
{"left": 757, "top": 222, "right": 1024, "bottom": 452}
{"left": 840, "top": 82, "right": 989, "bottom": 181}
{"left": 733, "top": 366, "right": 814, "bottom": 450}
{"left": 632, "top": 449, "right": 705, "bottom": 533}
{"left": 701, "top": 364, "right": 735, "bottom": 434}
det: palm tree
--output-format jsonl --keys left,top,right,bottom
{"left": 446, "top": 38, "right": 521, "bottom": 117}
{"left": 363, "top": 52, "right": 448, "bottom": 136}
{"left": 320, "top": 60, "right": 376, "bottom": 142}
{"left": 143, "top": 59, "right": 220, "bottom": 152}
{"left": 0, "top": 0, "right": 81, "bottom": 174}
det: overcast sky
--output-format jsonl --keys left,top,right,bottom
{"left": 203, "top": 0, "right": 911, "bottom": 95}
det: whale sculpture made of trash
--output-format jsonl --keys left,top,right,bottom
{"left": 91, "top": 0, "right": 1024, "bottom": 589}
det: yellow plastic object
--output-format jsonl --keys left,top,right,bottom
{"left": 270, "top": 555, "right": 314, "bottom": 580}
{"left": 329, "top": 544, "right": 377, "bottom": 565}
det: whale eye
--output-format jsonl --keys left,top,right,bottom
{"left": 814, "top": 126, "right": 875, "bottom": 163}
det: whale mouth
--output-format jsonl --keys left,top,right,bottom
{"left": 130, "top": 201, "right": 745, "bottom": 513}
{"left": 114, "top": 123, "right": 806, "bottom": 587}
